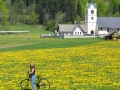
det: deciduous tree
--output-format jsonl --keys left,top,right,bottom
{"left": 0, "top": 0, "right": 8, "bottom": 25}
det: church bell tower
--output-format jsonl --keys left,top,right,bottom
{"left": 85, "top": 0, "right": 97, "bottom": 35}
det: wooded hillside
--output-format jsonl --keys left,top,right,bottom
{"left": 1, "top": 0, "right": 120, "bottom": 31}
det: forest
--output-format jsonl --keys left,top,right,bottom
{"left": 1, "top": 0, "right": 120, "bottom": 31}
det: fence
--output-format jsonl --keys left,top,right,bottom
{"left": 41, "top": 34, "right": 64, "bottom": 38}
{"left": 0, "top": 30, "right": 29, "bottom": 34}
{"left": 0, "top": 30, "right": 30, "bottom": 37}
{"left": 41, "top": 34, "right": 98, "bottom": 38}
{"left": 64, "top": 35, "right": 96, "bottom": 38}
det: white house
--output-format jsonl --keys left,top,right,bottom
{"left": 56, "top": 0, "right": 120, "bottom": 37}
{"left": 57, "top": 24, "right": 87, "bottom": 36}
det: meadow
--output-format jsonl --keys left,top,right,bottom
{"left": 0, "top": 24, "right": 120, "bottom": 90}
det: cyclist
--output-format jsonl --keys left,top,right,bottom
{"left": 29, "top": 62, "right": 36, "bottom": 90}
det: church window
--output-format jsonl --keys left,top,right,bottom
{"left": 91, "top": 10, "right": 94, "bottom": 14}
{"left": 107, "top": 28, "right": 109, "bottom": 32}
{"left": 91, "top": 17, "right": 93, "bottom": 20}
{"left": 117, "top": 28, "right": 119, "bottom": 31}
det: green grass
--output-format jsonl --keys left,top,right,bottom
{"left": 1, "top": 24, "right": 53, "bottom": 34}
{"left": 0, "top": 37, "right": 104, "bottom": 52}
{"left": 0, "top": 24, "right": 105, "bottom": 52}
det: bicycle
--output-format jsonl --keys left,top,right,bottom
{"left": 20, "top": 71, "right": 50, "bottom": 90}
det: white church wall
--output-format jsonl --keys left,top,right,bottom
{"left": 88, "top": 7, "right": 97, "bottom": 15}
{"left": 96, "top": 24, "right": 99, "bottom": 35}
{"left": 87, "top": 15, "right": 97, "bottom": 22}
{"left": 98, "top": 29, "right": 108, "bottom": 35}
{"left": 73, "top": 27, "right": 84, "bottom": 35}
{"left": 87, "top": 23, "right": 97, "bottom": 34}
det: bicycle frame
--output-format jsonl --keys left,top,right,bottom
{"left": 20, "top": 74, "right": 50, "bottom": 89}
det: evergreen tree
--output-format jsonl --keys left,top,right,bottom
{"left": 35, "top": 0, "right": 47, "bottom": 24}
{"left": 2, "top": 0, "right": 120, "bottom": 26}
{"left": 64, "top": 0, "right": 77, "bottom": 23}
{"left": 77, "top": 0, "right": 82, "bottom": 18}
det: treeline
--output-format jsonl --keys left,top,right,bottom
{"left": 1, "top": 0, "right": 120, "bottom": 31}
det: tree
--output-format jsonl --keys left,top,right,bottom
{"left": 46, "top": 19, "right": 56, "bottom": 31}
{"left": 35, "top": 0, "right": 47, "bottom": 24}
{"left": 77, "top": 0, "right": 82, "bottom": 18}
{"left": 75, "top": 15, "right": 81, "bottom": 24}
{"left": 47, "top": 0, "right": 60, "bottom": 19}
{"left": 26, "top": 12, "right": 38, "bottom": 25}
{"left": 112, "top": 31, "right": 120, "bottom": 39}
{"left": 97, "top": 1, "right": 107, "bottom": 16}
{"left": 106, "top": 0, "right": 120, "bottom": 16}
{"left": 64, "top": 0, "right": 77, "bottom": 23}
{"left": 0, "top": 0, "right": 8, "bottom": 25}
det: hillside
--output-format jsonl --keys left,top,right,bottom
{"left": 1, "top": 0, "right": 120, "bottom": 31}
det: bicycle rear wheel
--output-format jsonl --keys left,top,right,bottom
{"left": 20, "top": 79, "right": 31, "bottom": 90}
{"left": 39, "top": 78, "right": 50, "bottom": 89}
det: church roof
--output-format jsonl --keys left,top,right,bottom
{"left": 80, "top": 25, "right": 87, "bottom": 32}
{"left": 58, "top": 24, "right": 77, "bottom": 33}
{"left": 58, "top": 24, "right": 87, "bottom": 33}
{"left": 97, "top": 17, "right": 120, "bottom": 29}
{"left": 86, "top": 3, "right": 97, "bottom": 8}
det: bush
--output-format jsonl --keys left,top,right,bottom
{"left": 112, "top": 31, "right": 120, "bottom": 39}
{"left": 46, "top": 19, "right": 56, "bottom": 31}
{"left": 26, "top": 12, "right": 38, "bottom": 25}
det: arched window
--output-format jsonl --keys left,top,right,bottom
{"left": 91, "top": 17, "right": 93, "bottom": 20}
{"left": 91, "top": 10, "right": 94, "bottom": 14}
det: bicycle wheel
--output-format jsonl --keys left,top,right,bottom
{"left": 20, "top": 79, "right": 31, "bottom": 90}
{"left": 39, "top": 78, "right": 50, "bottom": 89}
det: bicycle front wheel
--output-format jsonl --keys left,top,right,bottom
{"left": 20, "top": 79, "right": 31, "bottom": 90}
{"left": 39, "top": 78, "right": 50, "bottom": 89}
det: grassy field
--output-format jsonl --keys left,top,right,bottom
{"left": 0, "top": 24, "right": 120, "bottom": 90}
{"left": 0, "top": 24, "right": 104, "bottom": 52}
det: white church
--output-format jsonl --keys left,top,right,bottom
{"left": 55, "top": 0, "right": 120, "bottom": 38}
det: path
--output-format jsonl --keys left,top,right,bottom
{"left": 0, "top": 43, "right": 34, "bottom": 49}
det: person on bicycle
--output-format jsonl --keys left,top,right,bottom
{"left": 29, "top": 62, "right": 36, "bottom": 90}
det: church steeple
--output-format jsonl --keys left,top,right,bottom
{"left": 85, "top": 0, "right": 97, "bottom": 35}
{"left": 89, "top": 0, "right": 93, "bottom": 3}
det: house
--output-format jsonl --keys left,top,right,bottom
{"left": 57, "top": 24, "right": 87, "bottom": 36}
{"left": 55, "top": 0, "right": 120, "bottom": 38}
{"left": 97, "top": 17, "right": 120, "bottom": 35}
